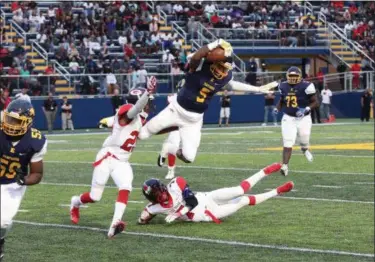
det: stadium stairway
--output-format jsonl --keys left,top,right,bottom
{"left": 1, "top": 6, "right": 73, "bottom": 95}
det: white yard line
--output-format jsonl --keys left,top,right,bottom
{"left": 277, "top": 196, "right": 373, "bottom": 204}
{"left": 44, "top": 160, "right": 375, "bottom": 176}
{"left": 354, "top": 182, "right": 375, "bottom": 185}
{"left": 47, "top": 148, "right": 375, "bottom": 159}
{"left": 312, "top": 185, "right": 343, "bottom": 189}
{"left": 39, "top": 182, "right": 373, "bottom": 204}
{"left": 12, "top": 220, "right": 374, "bottom": 258}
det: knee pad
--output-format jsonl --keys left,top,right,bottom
{"left": 299, "top": 136, "right": 310, "bottom": 147}
{"left": 90, "top": 186, "right": 104, "bottom": 202}
{"left": 181, "top": 149, "right": 196, "bottom": 163}
{"left": 283, "top": 139, "right": 295, "bottom": 148}
{"left": 138, "top": 128, "right": 151, "bottom": 140}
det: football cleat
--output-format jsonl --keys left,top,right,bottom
{"left": 157, "top": 155, "right": 166, "bottom": 167}
{"left": 304, "top": 150, "right": 314, "bottom": 162}
{"left": 108, "top": 220, "right": 126, "bottom": 239}
{"left": 277, "top": 181, "right": 294, "bottom": 194}
{"left": 165, "top": 167, "right": 175, "bottom": 179}
{"left": 70, "top": 196, "right": 80, "bottom": 224}
{"left": 280, "top": 164, "right": 289, "bottom": 176}
{"left": 263, "top": 163, "right": 282, "bottom": 175}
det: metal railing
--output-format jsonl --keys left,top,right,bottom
{"left": 31, "top": 41, "right": 48, "bottom": 60}
{"left": 196, "top": 23, "right": 246, "bottom": 72}
{"left": 2, "top": 71, "right": 373, "bottom": 96}
{"left": 172, "top": 21, "right": 187, "bottom": 44}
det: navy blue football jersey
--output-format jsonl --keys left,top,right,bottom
{"left": 177, "top": 61, "right": 233, "bottom": 113}
{"left": 0, "top": 128, "right": 47, "bottom": 184}
{"left": 279, "top": 80, "right": 316, "bottom": 116}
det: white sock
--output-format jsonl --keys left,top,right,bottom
{"left": 168, "top": 166, "right": 175, "bottom": 171}
{"left": 112, "top": 202, "right": 127, "bottom": 224}
{"left": 245, "top": 170, "right": 266, "bottom": 187}
{"left": 72, "top": 195, "right": 82, "bottom": 207}
{"left": 252, "top": 189, "right": 278, "bottom": 205}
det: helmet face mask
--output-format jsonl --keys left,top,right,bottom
{"left": 142, "top": 179, "right": 168, "bottom": 204}
{"left": 1, "top": 100, "right": 34, "bottom": 137}
{"left": 210, "top": 56, "right": 233, "bottom": 80}
{"left": 286, "top": 66, "right": 302, "bottom": 85}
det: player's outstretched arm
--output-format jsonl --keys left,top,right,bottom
{"left": 227, "top": 80, "right": 279, "bottom": 94}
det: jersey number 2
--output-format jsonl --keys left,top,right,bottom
{"left": 120, "top": 131, "right": 139, "bottom": 152}
{"left": 286, "top": 95, "right": 298, "bottom": 108}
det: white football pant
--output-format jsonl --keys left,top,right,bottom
{"left": 1, "top": 183, "right": 27, "bottom": 235}
{"left": 281, "top": 114, "right": 312, "bottom": 148}
{"left": 162, "top": 130, "right": 181, "bottom": 158}
{"left": 89, "top": 148, "right": 134, "bottom": 201}
{"left": 139, "top": 95, "right": 203, "bottom": 162}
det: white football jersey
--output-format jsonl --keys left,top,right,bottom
{"left": 146, "top": 177, "right": 192, "bottom": 218}
{"left": 101, "top": 104, "right": 144, "bottom": 161}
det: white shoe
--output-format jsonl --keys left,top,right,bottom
{"left": 165, "top": 167, "right": 175, "bottom": 179}
{"left": 304, "top": 150, "right": 314, "bottom": 162}
{"left": 273, "top": 123, "right": 278, "bottom": 126}
{"left": 280, "top": 164, "right": 289, "bottom": 176}
{"left": 107, "top": 220, "right": 125, "bottom": 239}
{"left": 261, "top": 123, "right": 267, "bottom": 127}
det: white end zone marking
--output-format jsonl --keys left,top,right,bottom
{"left": 13, "top": 220, "right": 374, "bottom": 258}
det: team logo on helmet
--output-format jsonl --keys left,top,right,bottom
{"left": 143, "top": 184, "right": 151, "bottom": 194}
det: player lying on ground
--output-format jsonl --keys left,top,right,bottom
{"left": 70, "top": 83, "right": 155, "bottom": 238}
{"left": 138, "top": 39, "right": 278, "bottom": 164}
{"left": 138, "top": 163, "right": 293, "bottom": 224}
{"left": 0, "top": 99, "right": 47, "bottom": 260}
{"left": 274, "top": 67, "right": 319, "bottom": 176}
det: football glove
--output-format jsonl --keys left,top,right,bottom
{"left": 296, "top": 107, "right": 311, "bottom": 118}
{"left": 259, "top": 81, "right": 279, "bottom": 94}
{"left": 165, "top": 212, "right": 182, "bottom": 223}
{"left": 273, "top": 108, "right": 279, "bottom": 115}
{"left": 207, "top": 39, "right": 233, "bottom": 57}
{"left": 147, "top": 76, "right": 157, "bottom": 94}
{"left": 15, "top": 168, "right": 27, "bottom": 186}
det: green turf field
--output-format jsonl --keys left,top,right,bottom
{"left": 6, "top": 121, "right": 375, "bottom": 262}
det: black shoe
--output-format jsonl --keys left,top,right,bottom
{"left": 0, "top": 238, "right": 4, "bottom": 261}
{"left": 157, "top": 155, "right": 166, "bottom": 167}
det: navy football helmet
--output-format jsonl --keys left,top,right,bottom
{"left": 286, "top": 66, "right": 302, "bottom": 85}
{"left": 1, "top": 98, "right": 35, "bottom": 136}
{"left": 210, "top": 56, "right": 233, "bottom": 80}
{"left": 142, "top": 178, "right": 168, "bottom": 204}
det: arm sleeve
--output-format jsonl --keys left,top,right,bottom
{"left": 182, "top": 187, "right": 198, "bottom": 210}
{"left": 30, "top": 140, "right": 48, "bottom": 163}
{"left": 305, "top": 83, "right": 316, "bottom": 95}
{"left": 227, "top": 80, "right": 262, "bottom": 93}
{"left": 126, "top": 91, "right": 150, "bottom": 119}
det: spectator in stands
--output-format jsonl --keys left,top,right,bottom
{"left": 321, "top": 85, "right": 332, "bottom": 121}
{"left": 361, "top": 88, "right": 373, "bottom": 122}
{"left": 55, "top": 45, "right": 68, "bottom": 65}
{"left": 8, "top": 62, "right": 20, "bottom": 94}
{"left": 204, "top": 2, "right": 216, "bottom": 19}
{"left": 43, "top": 92, "right": 57, "bottom": 133}
{"left": 162, "top": 50, "right": 175, "bottom": 63}
{"left": 262, "top": 92, "right": 277, "bottom": 127}
{"left": 219, "top": 89, "right": 231, "bottom": 127}
{"left": 61, "top": 96, "right": 74, "bottom": 131}
{"left": 0, "top": 88, "right": 11, "bottom": 111}
{"left": 344, "top": 21, "right": 354, "bottom": 38}
{"left": 48, "top": 5, "right": 56, "bottom": 24}
{"left": 350, "top": 60, "right": 361, "bottom": 89}
{"left": 118, "top": 31, "right": 128, "bottom": 49}
{"left": 173, "top": 3, "right": 184, "bottom": 20}
{"left": 136, "top": 64, "right": 148, "bottom": 87}
{"left": 44, "top": 63, "right": 56, "bottom": 93}
{"left": 69, "top": 57, "right": 80, "bottom": 74}
{"left": 336, "top": 61, "right": 347, "bottom": 90}
{"left": 111, "top": 88, "right": 123, "bottom": 114}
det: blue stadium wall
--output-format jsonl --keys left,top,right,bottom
{"left": 30, "top": 92, "right": 366, "bottom": 130}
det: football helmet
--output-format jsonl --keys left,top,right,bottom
{"left": 1, "top": 99, "right": 35, "bottom": 136}
{"left": 286, "top": 66, "right": 302, "bottom": 85}
{"left": 126, "top": 87, "right": 154, "bottom": 118}
{"left": 210, "top": 56, "right": 233, "bottom": 80}
{"left": 142, "top": 178, "right": 168, "bottom": 204}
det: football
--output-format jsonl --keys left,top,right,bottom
{"left": 206, "top": 47, "right": 226, "bottom": 62}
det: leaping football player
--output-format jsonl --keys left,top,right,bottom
{"left": 139, "top": 39, "right": 278, "bottom": 164}
{"left": 0, "top": 99, "right": 48, "bottom": 260}
{"left": 70, "top": 82, "right": 156, "bottom": 238}
{"left": 137, "top": 163, "right": 294, "bottom": 224}
{"left": 274, "top": 67, "right": 319, "bottom": 176}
